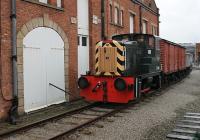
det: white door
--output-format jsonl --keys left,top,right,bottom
{"left": 78, "top": 35, "right": 89, "bottom": 77}
{"left": 47, "top": 46, "right": 65, "bottom": 105}
{"left": 23, "top": 27, "right": 65, "bottom": 112}
{"left": 77, "top": 0, "right": 89, "bottom": 77}
{"left": 130, "top": 14, "right": 134, "bottom": 33}
{"left": 77, "top": 0, "right": 89, "bottom": 35}
{"left": 24, "top": 45, "right": 46, "bottom": 111}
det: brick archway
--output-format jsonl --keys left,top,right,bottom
{"left": 17, "top": 14, "right": 69, "bottom": 114}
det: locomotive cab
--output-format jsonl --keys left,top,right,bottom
{"left": 113, "top": 34, "right": 161, "bottom": 92}
{"left": 113, "top": 34, "right": 161, "bottom": 76}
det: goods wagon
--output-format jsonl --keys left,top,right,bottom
{"left": 78, "top": 33, "right": 191, "bottom": 104}
{"left": 160, "top": 39, "right": 186, "bottom": 74}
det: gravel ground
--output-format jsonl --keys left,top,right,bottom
{"left": 67, "top": 70, "right": 200, "bottom": 140}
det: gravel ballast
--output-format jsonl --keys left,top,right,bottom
{"left": 70, "top": 70, "right": 200, "bottom": 140}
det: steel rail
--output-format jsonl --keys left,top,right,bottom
{"left": 48, "top": 105, "right": 128, "bottom": 140}
{"left": 0, "top": 103, "right": 98, "bottom": 138}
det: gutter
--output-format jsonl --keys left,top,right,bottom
{"left": 9, "top": 0, "right": 18, "bottom": 125}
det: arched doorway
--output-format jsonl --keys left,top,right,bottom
{"left": 23, "top": 27, "right": 65, "bottom": 112}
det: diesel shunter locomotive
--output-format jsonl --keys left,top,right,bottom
{"left": 78, "top": 34, "right": 190, "bottom": 103}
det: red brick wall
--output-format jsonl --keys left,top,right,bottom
{"left": 89, "top": 0, "right": 159, "bottom": 70}
{"left": 0, "top": 0, "right": 78, "bottom": 120}
{"left": 89, "top": 0, "right": 102, "bottom": 71}
{"left": 196, "top": 43, "right": 200, "bottom": 62}
{"left": 0, "top": 1, "right": 13, "bottom": 120}
{"left": 105, "top": 0, "right": 142, "bottom": 38}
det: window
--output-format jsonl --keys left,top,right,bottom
{"left": 130, "top": 14, "right": 135, "bottom": 33}
{"left": 120, "top": 10, "right": 124, "bottom": 26}
{"left": 142, "top": 20, "right": 148, "bottom": 34}
{"left": 149, "top": 37, "right": 155, "bottom": 47}
{"left": 114, "top": 7, "right": 120, "bottom": 25}
{"left": 57, "top": 0, "right": 62, "bottom": 8}
{"left": 82, "top": 37, "right": 87, "bottom": 46}
{"left": 110, "top": 4, "right": 113, "bottom": 23}
{"left": 151, "top": 25, "right": 157, "bottom": 35}
{"left": 37, "top": 0, "right": 63, "bottom": 8}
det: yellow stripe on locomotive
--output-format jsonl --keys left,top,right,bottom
{"left": 95, "top": 40, "right": 125, "bottom": 76}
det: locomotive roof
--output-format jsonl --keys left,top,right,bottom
{"left": 112, "top": 33, "right": 186, "bottom": 49}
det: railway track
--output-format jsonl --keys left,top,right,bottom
{"left": 0, "top": 78, "right": 184, "bottom": 140}
{"left": 0, "top": 102, "right": 131, "bottom": 140}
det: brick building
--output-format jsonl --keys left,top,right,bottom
{"left": 0, "top": 0, "right": 159, "bottom": 121}
{"left": 196, "top": 43, "right": 200, "bottom": 65}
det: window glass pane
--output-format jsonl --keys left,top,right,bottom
{"left": 154, "top": 27, "right": 157, "bottom": 35}
{"left": 142, "top": 21, "right": 147, "bottom": 34}
{"left": 57, "top": 0, "right": 62, "bottom": 7}
{"left": 82, "top": 37, "right": 87, "bottom": 46}
{"left": 114, "top": 7, "right": 119, "bottom": 24}
{"left": 110, "top": 5, "right": 112, "bottom": 23}
{"left": 117, "top": 9, "right": 120, "bottom": 24}
{"left": 130, "top": 14, "right": 134, "bottom": 33}
{"left": 149, "top": 37, "right": 155, "bottom": 47}
{"left": 120, "top": 10, "right": 123, "bottom": 26}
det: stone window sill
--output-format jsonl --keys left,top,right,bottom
{"left": 22, "top": 0, "right": 64, "bottom": 11}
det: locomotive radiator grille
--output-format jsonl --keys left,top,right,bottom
{"left": 95, "top": 40, "right": 125, "bottom": 76}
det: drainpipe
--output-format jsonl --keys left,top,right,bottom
{"left": 139, "top": 5, "right": 142, "bottom": 33}
{"left": 101, "top": 0, "right": 106, "bottom": 39}
{"left": 9, "top": 0, "right": 18, "bottom": 125}
{"left": 157, "top": 8, "right": 160, "bottom": 36}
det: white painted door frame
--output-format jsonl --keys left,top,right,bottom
{"left": 78, "top": 35, "right": 89, "bottom": 77}
{"left": 77, "top": 0, "right": 89, "bottom": 78}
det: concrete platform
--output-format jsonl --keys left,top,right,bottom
{"left": 0, "top": 100, "right": 90, "bottom": 135}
